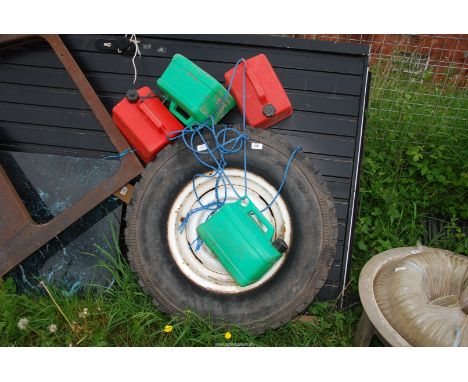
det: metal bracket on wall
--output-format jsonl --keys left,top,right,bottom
{"left": 0, "top": 34, "right": 143, "bottom": 276}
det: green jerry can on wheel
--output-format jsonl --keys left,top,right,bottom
{"left": 196, "top": 197, "right": 287, "bottom": 287}
{"left": 157, "top": 54, "right": 236, "bottom": 126}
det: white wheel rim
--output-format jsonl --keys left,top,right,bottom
{"left": 167, "top": 168, "right": 292, "bottom": 294}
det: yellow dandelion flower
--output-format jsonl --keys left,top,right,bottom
{"left": 224, "top": 331, "right": 232, "bottom": 340}
{"left": 164, "top": 325, "right": 173, "bottom": 333}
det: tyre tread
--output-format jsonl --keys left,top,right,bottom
{"left": 125, "top": 127, "right": 338, "bottom": 334}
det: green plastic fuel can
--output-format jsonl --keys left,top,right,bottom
{"left": 196, "top": 197, "right": 283, "bottom": 287}
{"left": 157, "top": 54, "right": 236, "bottom": 126}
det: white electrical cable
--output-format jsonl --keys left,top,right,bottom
{"left": 128, "top": 34, "right": 141, "bottom": 84}
{"left": 118, "top": 34, "right": 141, "bottom": 84}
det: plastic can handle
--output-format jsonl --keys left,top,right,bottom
{"left": 169, "top": 101, "right": 195, "bottom": 126}
{"left": 245, "top": 65, "right": 268, "bottom": 104}
{"left": 240, "top": 198, "right": 275, "bottom": 241}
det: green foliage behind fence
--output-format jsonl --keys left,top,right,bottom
{"left": 350, "top": 61, "right": 468, "bottom": 286}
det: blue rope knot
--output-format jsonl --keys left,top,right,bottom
{"left": 176, "top": 118, "right": 249, "bottom": 233}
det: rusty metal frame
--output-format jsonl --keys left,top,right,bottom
{"left": 0, "top": 34, "right": 143, "bottom": 276}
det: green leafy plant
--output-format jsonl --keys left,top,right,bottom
{"left": 350, "top": 63, "right": 467, "bottom": 288}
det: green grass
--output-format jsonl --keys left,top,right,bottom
{"left": 0, "top": 235, "right": 359, "bottom": 346}
{"left": 0, "top": 62, "right": 466, "bottom": 346}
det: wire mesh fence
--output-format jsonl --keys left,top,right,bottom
{"left": 279, "top": 34, "right": 467, "bottom": 251}
{"left": 281, "top": 34, "right": 468, "bottom": 148}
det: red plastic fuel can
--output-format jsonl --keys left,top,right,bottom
{"left": 112, "top": 87, "right": 183, "bottom": 163}
{"left": 224, "top": 54, "right": 292, "bottom": 129}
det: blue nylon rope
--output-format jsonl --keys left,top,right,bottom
{"left": 165, "top": 58, "right": 301, "bottom": 246}
{"left": 103, "top": 147, "right": 137, "bottom": 160}
{"left": 168, "top": 59, "right": 250, "bottom": 235}
{"left": 261, "top": 146, "right": 302, "bottom": 212}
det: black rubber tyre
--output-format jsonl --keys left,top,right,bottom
{"left": 125, "top": 126, "right": 337, "bottom": 334}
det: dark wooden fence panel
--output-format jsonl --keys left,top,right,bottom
{"left": 0, "top": 34, "right": 369, "bottom": 300}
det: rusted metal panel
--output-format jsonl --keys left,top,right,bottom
{"left": 0, "top": 34, "right": 143, "bottom": 276}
